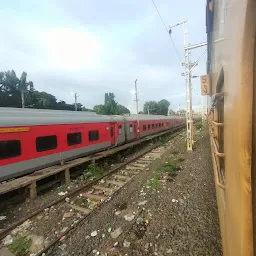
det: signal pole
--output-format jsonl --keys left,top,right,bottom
{"left": 134, "top": 79, "right": 140, "bottom": 138}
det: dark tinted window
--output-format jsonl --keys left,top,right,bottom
{"left": 143, "top": 125, "right": 146, "bottom": 131}
{"left": 36, "top": 135, "right": 57, "bottom": 152}
{"left": 0, "top": 140, "right": 21, "bottom": 160}
{"left": 89, "top": 130, "right": 99, "bottom": 141}
{"left": 67, "top": 132, "right": 82, "bottom": 146}
{"left": 152, "top": 124, "right": 155, "bottom": 129}
{"left": 148, "top": 124, "right": 151, "bottom": 130}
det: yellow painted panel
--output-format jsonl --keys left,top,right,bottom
{"left": 0, "top": 127, "right": 30, "bottom": 133}
{"left": 200, "top": 74, "right": 210, "bottom": 95}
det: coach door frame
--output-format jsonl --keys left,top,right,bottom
{"left": 110, "top": 123, "right": 116, "bottom": 145}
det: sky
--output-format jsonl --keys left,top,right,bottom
{"left": 0, "top": 0, "right": 207, "bottom": 113}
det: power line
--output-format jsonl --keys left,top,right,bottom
{"left": 151, "top": 0, "right": 183, "bottom": 64}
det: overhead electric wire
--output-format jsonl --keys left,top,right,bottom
{"left": 151, "top": 0, "right": 183, "bottom": 64}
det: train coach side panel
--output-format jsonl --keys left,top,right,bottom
{"left": 0, "top": 122, "right": 112, "bottom": 181}
{"left": 208, "top": 0, "right": 256, "bottom": 255}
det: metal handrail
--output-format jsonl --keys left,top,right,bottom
{"left": 211, "top": 120, "right": 224, "bottom": 127}
{"left": 212, "top": 136, "right": 225, "bottom": 157}
{"left": 209, "top": 132, "right": 225, "bottom": 190}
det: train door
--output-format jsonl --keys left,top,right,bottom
{"left": 133, "top": 122, "right": 138, "bottom": 139}
{"left": 110, "top": 123, "right": 115, "bottom": 145}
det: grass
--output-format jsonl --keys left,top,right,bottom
{"left": 195, "top": 121, "right": 203, "bottom": 130}
{"left": 144, "top": 173, "right": 162, "bottom": 189}
{"left": 79, "top": 164, "right": 104, "bottom": 181}
{"left": 143, "top": 156, "right": 183, "bottom": 189}
{"left": 162, "top": 157, "right": 181, "bottom": 174}
{"left": 8, "top": 237, "right": 32, "bottom": 256}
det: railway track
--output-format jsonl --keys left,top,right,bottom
{"left": 0, "top": 128, "right": 184, "bottom": 256}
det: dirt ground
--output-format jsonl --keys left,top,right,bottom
{"left": 49, "top": 127, "right": 222, "bottom": 256}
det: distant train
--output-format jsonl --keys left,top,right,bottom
{"left": 0, "top": 108, "right": 185, "bottom": 181}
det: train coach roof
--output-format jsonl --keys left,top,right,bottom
{"left": 0, "top": 107, "right": 113, "bottom": 127}
{"left": 124, "top": 114, "right": 182, "bottom": 121}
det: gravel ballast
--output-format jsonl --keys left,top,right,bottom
{"left": 47, "top": 127, "right": 222, "bottom": 256}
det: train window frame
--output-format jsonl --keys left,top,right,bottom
{"left": 67, "top": 132, "right": 82, "bottom": 146}
{"left": 129, "top": 124, "right": 133, "bottom": 133}
{"left": 118, "top": 125, "right": 122, "bottom": 135}
{"left": 0, "top": 140, "right": 21, "bottom": 160}
{"left": 148, "top": 124, "right": 151, "bottom": 130}
{"left": 36, "top": 135, "right": 57, "bottom": 152}
{"left": 152, "top": 124, "right": 155, "bottom": 129}
{"left": 143, "top": 125, "right": 146, "bottom": 131}
{"left": 89, "top": 130, "right": 99, "bottom": 142}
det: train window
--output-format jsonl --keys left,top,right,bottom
{"left": 152, "top": 124, "right": 155, "bottom": 129}
{"left": 162, "top": 123, "right": 164, "bottom": 127}
{"left": 143, "top": 125, "right": 146, "bottom": 131}
{"left": 36, "top": 135, "right": 57, "bottom": 152}
{"left": 156, "top": 124, "right": 158, "bottom": 128}
{"left": 89, "top": 130, "right": 99, "bottom": 141}
{"left": 0, "top": 140, "right": 21, "bottom": 160}
{"left": 148, "top": 124, "right": 151, "bottom": 130}
{"left": 159, "top": 123, "right": 161, "bottom": 127}
{"left": 67, "top": 132, "right": 82, "bottom": 146}
{"left": 129, "top": 125, "right": 133, "bottom": 133}
{"left": 118, "top": 125, "right": 122, "bottom": 135}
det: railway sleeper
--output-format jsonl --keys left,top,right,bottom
{"left": 106, "top": 179, "right": 126, "bottom": 187}
{"left": 92, "top": 185, "right": 114, "bottom": 193}
{"left": 113, "top": 174, "right": 131, "bottom": 181}
{"left": 66, "top": 203, "right": 91, "bottom": 214}
{"left": 81, "top": 192, "right": 108, "bottom": 201}
{"left": 119, "top": 169, "right": 139, "bottom": 176}
{"left": 129, "top": 164, "right": 146, "bottom": 170}
{"left": 125, "top": 166, "right": 141, "bottom": 171}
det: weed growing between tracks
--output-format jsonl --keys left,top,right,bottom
{"left": 8, "top": 236, "right": 32, "bottom": 256}
{"left": 143, "top": 156, "right": 184, "bottom": 189}
{"left": 79, "top": 164, "right": 104, "bottom": 181}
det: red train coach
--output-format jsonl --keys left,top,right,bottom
{"left": 0, "top": 108, "right": 125, "bottom": 181}
{"left": 0, "top": 108, "right": 185, "bottom": 182}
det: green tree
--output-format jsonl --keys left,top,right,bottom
{"left": 117, "top": 104, "right": 130, "bottom": 114}
{"left": 93, "top": 104, "right": 105, "bottom": 114}
{"left": 168, "top": 109, "right": 176, "bottom": 115}
{"left": 143, "top": 99, "right": 171, "bottom": 115}
{"left": 93, "top": 93, "right": 130, "bottom": 115}
{"left": 0, "top": 70, "right": 20, "bottom": 107}
{"left": 143, "top": 101, "right": 159, "bottom": 114}
{"left": 157, "top": 99, "right": 170, "bottom": 115}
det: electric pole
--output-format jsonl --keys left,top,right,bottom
{"left": 169, "top": 20, "right": 207, "bottom": 151}
{"left": 74, "top": 93, "right": 79, "bottom": 111}
{"left": 21, "top": 91, "right": 25, "bottom": 108}
{"left": 134, "top": 79, "right": 140, "bottom": 138}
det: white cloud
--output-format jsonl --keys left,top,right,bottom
{"left": 42, "top": 27, "right": 104, "bottom": 71}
